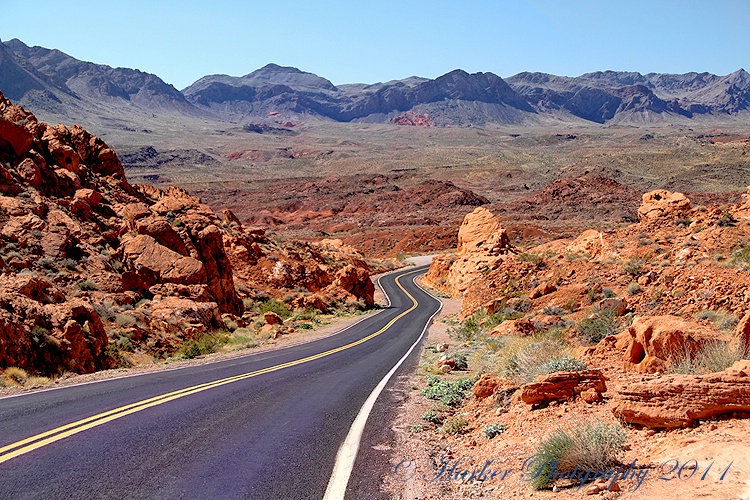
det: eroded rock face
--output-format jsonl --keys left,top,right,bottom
{"left": 612, "top": 360, "right": 750, "bottom": 429}
{"left": 637, "top": 189, "right": 691, "bottom": 221}
{"left": 623, "top": 315, "right": 724, "bottom": 373}
{"left": 428, "top": 207, "right": 512, "bottom": 295}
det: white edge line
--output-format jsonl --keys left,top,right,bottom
{"left": 323, "top": 272, "right": 443, "bottom": 500}
{"left": 0, "top": 265, "right": 418, "bottom": 402}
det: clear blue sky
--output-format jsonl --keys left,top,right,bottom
{"left": 1, "top": 0, "right": 748, "bottom": 90}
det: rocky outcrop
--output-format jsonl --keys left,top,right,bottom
{"left": 390, "top": 112, "right": 435, "bottom": 126}
{"left": 613, "top": 360, "right": 750, "bottom": 429}
{"left": 519, "top": 369, "right": 607, "bottom": 406}
{"left": 637, "top": 189, "right": 691, "bottom": 221}
{"left": 0, "top": 93, "right": 379, "bottom": 375}
{"left": 427, "top": 207, "right": 513, "bottom": 295}
{"left": 623, "top": 315, "right": 724, "bottom": 373}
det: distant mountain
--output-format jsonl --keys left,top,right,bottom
{"left": 1, "top": 38, "right": 749, "bottom": 128}
{"left": 183, "top": 66, "right": 536, "bottom": 125}
{"left": 507, "top": 69, "right": 750, "bottom": 123}
{"left": 0, "top": 38, "right": 205, "bottom": 122}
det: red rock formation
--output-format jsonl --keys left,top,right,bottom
{"left": 519, "top": 369, "right": 607, "bottom": 406}
{"left": 0, "top": 92, "right": 378, "bottom": 374}
{"left": 390, "top": 111, "right": 435, "bottom": 126}
{"left": 612, "top": 361, "right": 750, "bottom": 429}
{"left": 623, "top": 315, "right": 725, "bottom": 373}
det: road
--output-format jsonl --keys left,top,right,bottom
{"left": 0, "top": 265, "right": 441, "bottom": 499}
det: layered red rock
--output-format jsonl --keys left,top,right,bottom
{"left": 612, "top": 360, "right": 750, "bottom": 429}
{"left": 519, "top": 369, "right": 607, "bottom": 406}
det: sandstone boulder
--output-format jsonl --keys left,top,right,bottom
{"left": 612, "top": 360, "right": 750, "bottom": 429}
{"left": 264, "top": 311, "right": 283, "bottom": 325}
{"left": 623, "top": 315, "right": 723, "bottom": 373}
{"left": 122, "top": 234, "right": 206, "bottom": 285}
{"left": 637, "top": 189, "right": 691, "bottom": 221}
{"left": 520, "top": 369, "right": 607, "bottom": 406}
{"left": 472, "top": 374, "right": 508, "bottom": 400}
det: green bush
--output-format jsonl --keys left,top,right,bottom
{"left": 421, "top": 376, "right": 474, "bottom": 406}
{"left": 441, "top": 416, "right": 468, "bottom": 435}
{"left": 257, "top": 299, "right": 292, "bottom": 318}
{"left": 420, "top": 410, "right": 442, "bottom": 424}
{"left": 538, "top": 355, "right": 587, "bottom": 374}
{"left": 622, "top": 257, "right": 645, "bottom": 276}
{"left": 527, "top": 421, "right": 626, "bottom": 490}
{"left": 178, "top": 331, "right": 229, "bottom": 359}
{"left": 77, "top": 279, "right": 97, "bottom": 291}
{"left": 483, "top": 423, "right": 508, "bottom": 439}
{"left": 576, "top": 307, "right": 622, "bottom": 344}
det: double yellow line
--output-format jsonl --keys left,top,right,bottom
{"left": 0, "top": 270, "right": 421, "bottom": 465}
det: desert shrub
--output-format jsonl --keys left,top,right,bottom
{"left": 35, "top": 257, "right": 55, "bottom": 269}
{"left": 420, "top": 410, "right": 442, "bottom": 424}
{"left": 669, "top": 340, "right": 748, "bottom": 375}
{"left": 421, "top": 376, "right": 474, "bottom": 407}
{"left": 3, "top": 367, "right": 29, "bottom": 386}
{"left": 504, "top": 339, "right": 581, "bottom": 384}
{"left": 626, "top": 282, "right": 641, "bottom": 295}
{"left": 695, "top": 309, "right": 739, "bottom": 332}
{"left": 730, "top": 242, "right": 750, "bottom": 270}
{"left": 717, "top": 213, "right": 738, "bottom": 227}
{"left": 25, "top": 376, "right": 51, "bottom": 387}
{"left": 542, "top": 306, "right": 565, "bottom": 316}
{"left": 483, "top": 423, "right": 508, "bottom": 439}
{"left": 257, "top": 299, "right": 292, "bottom": 318}
{"left": 59, "top": 258, "right": 78, "bottom": 270}
{"left": 622, "top": 257, "right": 645, "bottom": 276}
{"left": 448, "top": 351, "right": 469, "bottom": 371}
{"left": 601, "top": 288, "right": 617, "bottom": 299}
{"left": 576, "top": 307, "right": 622, "bottom": 345}
{"left": 77, "top": 279, "right": 96, "bottom": 291}
{"left": 178, "top": 331, "right": 229, "bottom": 359}
{"left": 519, "top": 252, "right": 544, "bottom": 267}
{"left": 538, "top": 355, "right": 587, "bottom": 374}
{"left": 527, "top": 420, "right": 626, "bottom": 490}
{"left": 115, "top": 314, "right": 137, "bottom": 328}
{"left": 441, "top": 416, "right": 468, "bottom": 435}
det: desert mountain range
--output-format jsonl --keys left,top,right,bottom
{"left": 2, "top": 38, "right": 749, "bottom": 127}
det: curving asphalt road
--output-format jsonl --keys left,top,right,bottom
{"left": 0, "top": 265, "right": 441, "bottom": 499}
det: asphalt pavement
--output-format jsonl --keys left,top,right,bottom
{"left": 0, "top": 265, "right": 441, "bottom": 499}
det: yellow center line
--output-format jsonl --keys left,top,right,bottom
{"left": 0, "top": 269, "right": 423, "bottom": 465}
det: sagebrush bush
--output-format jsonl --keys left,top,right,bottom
{"left": 527, "top": 421, "right": 626, "bottom": 490}
{"left": 576, "top": 307, "right": 622, "bottom": 345}
{"left": 622, "top": 257, "right": 645, "bottom": 276}
{"left": 504, "top": 339, "right": 582, "bottom": 384}
{"left": 441, "top": 416, "right": 468, "bottom": 435}
{"left": 178, "top": 331, "right": 229, "bottom": 359}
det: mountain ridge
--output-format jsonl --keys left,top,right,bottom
{"left": 2, "top": 38, "right": 749, "bottom": 127}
